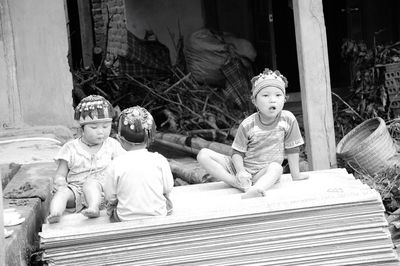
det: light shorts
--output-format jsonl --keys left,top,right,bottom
{"left": 222, "top": 155, "right": 271, "bottom": 189}
{"left": 67, "top": 177, "right": 104, "bottom": 213}
{"left": 222, "top": 156, "right": 254, "bottom": 190}
{"left": 67, "top": 183, "right": 86, "bottom": 212}
{"left": 223, "top": 155, "right": 237, "bottom": 176}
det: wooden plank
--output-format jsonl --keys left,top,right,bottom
{"left": 39, "top": 169, "right": 398, "bottom": 265}
{"left": 54, "top": 235, "right": 392, "bottom": 264}
{"left": 77, "top": 0, "right": 94, "bottom": 67}
{"left": 266, "top": 0, "right": 277, "bottom": 69}
{"left": 292, "top": 0, "right": 337, "bottom": 170}
{"left": 43, "top": 214, "right": 387, "bottom": 254}
{"left": 48, "top": 238, "right": 396, "bottom": 266}
{"left": 41, "top": 175, "right": 382, "bottom": 239}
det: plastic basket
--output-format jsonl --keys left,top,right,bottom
{"left": 336, "top": 117, "right": 397, "bottom": 175}
{"left": 385, "top": 63, "right": 400, "bottom": 78}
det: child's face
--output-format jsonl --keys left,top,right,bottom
{"left": 82, "top": 121, "right": 112, "bottom": 145}
{"left": 254, "top": 86, "right": 285, "bottom": 119}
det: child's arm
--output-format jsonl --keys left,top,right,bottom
{"left": 160, "top": 155, "right": 174, "bottom": 214}
{"left": 286, "top": 149, "right": 308, "bottom": 180}
{"left": 53, "top": 160, "right": 69, "bottom": 191}
{"left": 232, "top": 151, "right": 246, "bottom": 173}
{"left": 164, "top": 193, "right": 173, "bottom": 215}
{"left": 159, "top": 155, "right": 174, "bottom": 194}
{"left": 282, "top": 111, "right": 307, "bottom": 181}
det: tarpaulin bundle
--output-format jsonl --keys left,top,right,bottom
{"left": 184, "top": 29, "right": 255, "bottom": 110}
{"left": 119, "top": 31, "right": 172, "bottom": 79}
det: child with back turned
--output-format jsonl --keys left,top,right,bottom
{"left": 104, "top": 106, "right": 174, "bottom": 222}
{"left": 197, "top": 69, "right": 308, "bottom": 199}
{"left": 47, "top": 95, "right": 125, "bottom": 223}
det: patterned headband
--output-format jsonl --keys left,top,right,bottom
{"left": 118, "top": 106, "right": 156, "bottom": 143}
{"left": 74, "top": 95, "right": 113, "bottom": 125}
{"left": 251, "top": 69, "right": 287, "bottom": 98}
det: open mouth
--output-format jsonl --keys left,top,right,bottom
{"left": 269, "top": 107, "right": 276, "bottom": 111}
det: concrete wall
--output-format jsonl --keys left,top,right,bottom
{"left": 0, "top": 0, "right": 22, "bottom": 128}
{"left": 0, "top": 26, "right": 14, "bottom": 127}
{"left": 0, "top": 0, "right": 74, "bottom": 128}
{"left": 124, "top": 0, "right": 204, "bottom": 63}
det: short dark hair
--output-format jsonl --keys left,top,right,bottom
{"left": 119, "top": 119, "right": 146, "bottom": 143}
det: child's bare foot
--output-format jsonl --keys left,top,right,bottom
{"left": 292, "top": 173, "right": 309, "bottom": 181}
{"left": 241, "top": 188, "right": 265, "bottom": 199}
{"left": 47, "top": 213, "right": 61, "bottom": 224}
{"left": 82, "top": 208, "right": 100, "bottom": 218}
{"left": 236, "top": 171, "right": 252, "bottom": 192}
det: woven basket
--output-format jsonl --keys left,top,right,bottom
{"left": 336, "top": 117, "right": 397, "bottom": 175}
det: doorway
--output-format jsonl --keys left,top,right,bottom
{"left": 203, "top": 0, "right": 300, "bottom": 93}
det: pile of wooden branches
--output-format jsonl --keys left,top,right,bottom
{"left": 72, "top": 66, "right": 250, "bottom": 144}
{"left": 354, "top": 161, "right": 400, "bottom": 213}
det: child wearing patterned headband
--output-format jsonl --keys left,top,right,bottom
{"left": 104, "top": 106, "right": 174, "bottom": 222}
{"left": 197, "top": 68, "right": 308, "bottom": 199}
{"left": 47, "top": 95, "right": 125, "bottom": 223}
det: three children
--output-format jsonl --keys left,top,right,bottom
{"left": 197, "top": 69, "right": 307, "bottom": 198}
{"left": 48, "top": 67, "right": 306, "bottom": 223}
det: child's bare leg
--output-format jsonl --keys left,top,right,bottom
{"left": 197, "top": 148, "right": 240, "bottom": 189}
{"left": 47, "top": 187, "right": 75, "bottom": 223}
{"left": 82, "top": 179, "right": 102, "bottom": 218}
{"left": 242, "top": 162, "right": 283, "bottom": 199}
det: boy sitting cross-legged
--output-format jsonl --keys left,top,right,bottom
{"left": 197, "top": 68, "right": 308, "bottom": 199}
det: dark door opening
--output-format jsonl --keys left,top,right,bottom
{"left": 65, "top": 0, "right": 83, "bottom": 71}
{"left": 203, "top": 0, "right": 300, "bottom": 93}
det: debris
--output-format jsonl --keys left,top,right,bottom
{"left": 71, "top": 29, "right": 253, "bottom": 145}
{"left": 392, "top": 220, "right": 400, "bottom": 229}
{"left": 8, "top": 199, "right": 30, "bottom": 206}
{"left": 4, "top": 181, "right": 47, "bottom": 201}
{"left": 168, "top": 158, "right": 210, "bottom": 184}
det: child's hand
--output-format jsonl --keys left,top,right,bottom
{"left": 236, "top": 170, "right": 252, "bottom": 189}
{"left": 53, "top": 176, "right": 67, "bottom": 191}
{"left": 106, "top": 200, "right": 118, "bottom": 217}
{"left": 164, "top": 194, "right": 173, "bottom": 215}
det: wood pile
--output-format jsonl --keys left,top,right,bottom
{"left": 74, "top": 65, "right": 245, "bottom": 143}
{"left": 40, "top": 169, "right": 399, "bottom": 265}
{"left": 154, "top": 132, "right": 232, "bottom": 156}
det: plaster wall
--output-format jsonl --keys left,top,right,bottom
{"left": 0, "top": 39, "right": 10, "bottom": 126}
{"left": 0, "top": 0, "right": 22, "bottom": 128}
{"left": 7, "top": 0, "right": 74, "bottom": 127}
{"left": 124, "top": 0, "right": 204, "bottom": 63}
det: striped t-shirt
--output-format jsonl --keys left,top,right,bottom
{"left": 232, "top": 110, "right": 304, "bottom": 175}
